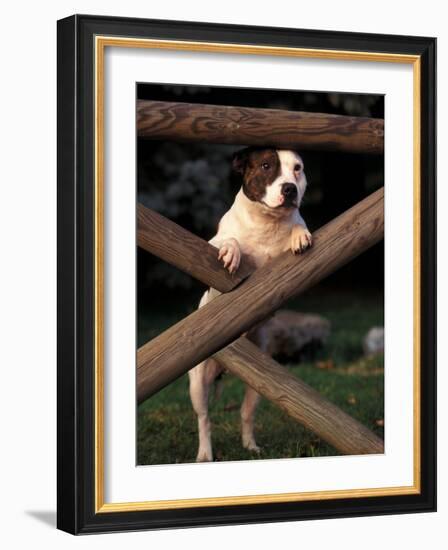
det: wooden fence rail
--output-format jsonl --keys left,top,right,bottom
{"left": 137, "top": 100, "right": 384, "bottom": 154}
{"left": 138, "top": 203, "right": 253, "bottom": 293}
{"left": 137, "top": 187, "right": 384, "bottom": 403}
{"left": 216, "top": 337, "right": 384, "bottom": 454}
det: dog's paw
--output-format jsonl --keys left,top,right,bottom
{"left": 243, "top": 440, "right": 261, "bottom": 454}
{"left": 242, "top": 433, "right": 261, "bottom": 453}
{"left": 196, "top": 449, "right": 213, "bottom": 462}
{"left": 218, "top": 238, "right": 241, "bottom": 274}
{"left": 290, "top": 225, "right": 312, "bottom": 255}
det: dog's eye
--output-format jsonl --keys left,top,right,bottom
{"left": 261, "top": 162, "right": 270, "bottom": 170}
{"left": 294, "top": 164, "right": 302, "bottom": 172}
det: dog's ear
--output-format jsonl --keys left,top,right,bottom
{"left": 231, "top": 148, "right": 249, "bottom": 175}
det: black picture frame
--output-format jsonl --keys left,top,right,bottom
{"left": 57, "top": 14, "right": 436, "bottom": 534}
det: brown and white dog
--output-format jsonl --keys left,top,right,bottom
{"left": 188, "top": 147, "right": 312, "bottom": 462}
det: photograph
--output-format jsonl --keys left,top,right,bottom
{"left": 136, "top": 83, "right": 385, "bottom": 465}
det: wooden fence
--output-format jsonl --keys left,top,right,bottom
{"left": 136, "top": 99, "right": 385, "bottom": 456}
{"left": 137, "top": 99, "right": 384, "bottom": 154}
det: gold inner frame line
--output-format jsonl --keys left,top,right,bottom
{"left": 94, "top": 35, "right": 421, "bottom": 513}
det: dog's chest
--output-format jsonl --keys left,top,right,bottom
{"left": 237, "top": 224, "right": 291, "bottom": 268}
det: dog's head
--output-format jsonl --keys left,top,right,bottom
{"left": 232, "top": 147, "right": 307, "bottom": 210}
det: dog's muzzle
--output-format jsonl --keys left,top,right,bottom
{"left": 281, "top": 183, "right": 298, "bottom": 206}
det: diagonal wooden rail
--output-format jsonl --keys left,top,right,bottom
{"left": 137, "top": 187, "right": 384, "bottom": 403}
{"left": 215, "top": 337, "right": 383, "bottom": 454}
{"left": 137, "top": 100, "right": 384, "bottom": 154}
{"left": 138, "top": 204, "right": 254, "bottom": 293}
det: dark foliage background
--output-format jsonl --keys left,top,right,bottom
{"left": 137, "top": 83, "right": 384, "bottom": 308}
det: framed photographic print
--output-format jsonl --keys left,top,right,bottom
{"left": 57, "top": 14, "right": 436, "bottom": 534}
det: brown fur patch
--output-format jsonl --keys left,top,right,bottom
{"left": 232, "top": 147, "right": 280, "bottom": 202}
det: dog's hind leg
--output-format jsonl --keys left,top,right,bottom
{"left": 241, "top": 385, "right": 261, "bottom": 453}
{"left": 189, "top": 361, "right": 213, "bottom": 462}
{"left": 240, "top": 325, "right": 268, "bottom": 453}
{"left": 188, "top": 289, "right": 223, "bottom": 462}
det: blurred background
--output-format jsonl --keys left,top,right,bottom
{"left": 137, "top": 83, "right": 384, "bottom": 465}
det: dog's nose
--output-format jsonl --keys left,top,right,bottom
{"left": 282, "top": 183, "right": 297, "bottom": 198}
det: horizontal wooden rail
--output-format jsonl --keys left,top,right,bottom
{"left": 137, "top": 100, "right": 384, "bottom": 154}
{"left": 215, "top": 337, "right": 384, "bottom": 455}
{"left": 138, "top": 203, "right": 253, "bottom": 292}
{"left": 137, "top": 187, "right": 384, "bottom": 403}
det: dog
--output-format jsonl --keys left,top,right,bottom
{"left": 188, "top": 147, "right": 312, "bottom": 462}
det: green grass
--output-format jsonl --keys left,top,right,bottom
{"left": 137, "top": 287, "right": 384, "bottom": 465}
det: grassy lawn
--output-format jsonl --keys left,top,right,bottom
{"left": 137, "top": 286, "right": 384, "bottom": 465}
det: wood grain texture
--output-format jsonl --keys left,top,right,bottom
{"left": 137, "top": 203, "right": 254, "bottom": 292}
{"left": 215, "top": 337, "right": 384, "bottom": 455}
{"left": 137, "top": 100, "right": 384, "bottom": 154}
{"left": 137, "top": 187, "right": 384, "bottom": 403}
